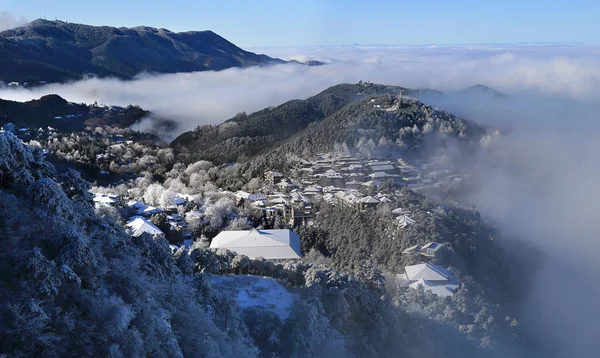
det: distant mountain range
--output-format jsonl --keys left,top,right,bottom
{"left": 0, "top": 19, "right": 288, "bottom": 83}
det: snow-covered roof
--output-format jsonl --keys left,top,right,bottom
{"left": 141, "top": 206, "right": 162, "bottom": 215}
{"left": 361, "top": 180, "right": 382, "bottom": 187}
{"left": 210, "top": 229, "right": 301, "bottom": 260}
{"left": 126, "top": 217, "right": 164, "bottom": 237}
{"left": 93, "top": 194, "right": 117, "bottom": 204}
{"left": 269, "top": 197, "right": 288, "bottom": 205}
{"left": 170, "top": 197, "right": 187, "bottom": 206}
{"left": 404, "top": 263, "right": 454, "bottom": 282}
{"left": 360, "top": 196, "right": 380, "bottom": 204}
{"left": 235, "top": 190, "right": 251, "bottom": 199}
{"left": 397, "top": 214, "right": 416, "bottom": 228}
{"left": 421, "top": 241, "right": 442, "bottom": 252}
{"left": 370, "top": 172, "right": 398, "bottom": 179}
{"left": 402, "top": 244, "right": 420, "bottom": 254}
{"left": 409, "top": 279, "right": 456, "bottom": 298}
{"left": 370, "top": 164, "right": 395, "bottom": 171}
{"left": 303, "top": 186, "right": 322, "bottom": 193}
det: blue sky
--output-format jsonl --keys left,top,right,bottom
{"left": 2, "top": 0, "right": 600, "bottom": 46}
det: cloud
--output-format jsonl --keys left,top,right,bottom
{"left": 3, "top": 43, "right": 600, "bottom": 138}
{"left": 0, "top": 11, "right": 27, "bottom": 31}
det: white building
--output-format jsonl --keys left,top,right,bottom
{"left": 126, "top": 217, "right": 165, "bottom": 237}
{"left": 396, "top": 214, "right": 416, "bottom": 229}
{"left": 419, "top": 241, "right": 443, "bottom": 257}
{"left": 235, "top": 190, "right": 267, "bottom": 202}
{"left": 402, "top": 263, "right": 460, "bottom": 297}
{"left": 210, "top": 228, "right": 301, "bottom": 260}
{"left": 93, "top": 193, "right": 118, "bottom": 207}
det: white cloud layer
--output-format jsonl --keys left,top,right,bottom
{"left": 3, "top": 44, "right": 600, "bottom": 136}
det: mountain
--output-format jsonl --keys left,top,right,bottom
{"left": 0, "top": 94, "right": 151, "bottom": 132}
{"left": 459, "top": 84, "right": 506, "bottom": 98}
{"left": 171, "top": 82, "right": 486, "bottom": 165}
{"left": 0, "top": 19, "right": 285, "bottom": 83}
{"left": 171, "top": 82, "right": 407, "bottom": 163}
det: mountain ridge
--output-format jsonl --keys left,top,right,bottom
{"left": 0, "top": 19, "right": 285, "bottom": 83}
{"left": 171, "top": 82, "right": 487, "bottom": 165}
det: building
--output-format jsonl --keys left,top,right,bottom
{"left": 402, "top": 263, "right": 460, "bottom": 297}
{"left": 93, "top": 193, "right": 118, "bottom": 208}
{"left": 235, "top": 190, "right": 267, "bottom": 203}
{"left": 209, "top": 228, "right": 301, "bottom": 260}
{"left": 419, "top": 242, "right": 443, "bottom": 257}
{"left": 126, "top": 217, "right": 165, "bottom": 237}
{"left": 396, "top": 214, "right": 416, "bottom": 229}
{"left": 265, "top": 171, "right": 284, "bottom": 185}
{"left": 358, "top": 196, "right": 380, "bottom": 210}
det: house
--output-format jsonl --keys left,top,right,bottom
{"left": 140, "top": 206, "right": 163, "bottom": 216}
{"left": 235, "top": 190, "right": 267, "bottom": 202}
{"left": 303, "top": 186, "right": 322, "bottom": 197}
{"left": 210, "top": 228, "right": 301, "bottom": 260}
{"left": 345, "top": 180, "right": 361, "bottom": 189}
{"left": 402, "top": 263, "right": 460, "bottom": 297}
{"left": 419, "top": 242, "right": 443, "bottom": 257}
{"left": 93, "top": 193, "right": 118, "bottom": 207}
{"left": 359, "top": 196, "right": 380, "bottom": 210}
{"left": 396, "top": 214, "right": 416, "bottom": 229}
{"left": 361, "top": 180, "right": 382, "bottom": 188}
{"left": 370, "top": 172, "right": 399, "bottom": 181}
{"left": 126, "top": 217, "right": 165, "bottom": 237}
{"left": 278, "top": 180, "right": 298, "bottom": 193}
{"left": 265, "top": 171, "right": 285, "bottom": 184}
{"left": 370, "top": 164, "right": 397, "bottom": 173}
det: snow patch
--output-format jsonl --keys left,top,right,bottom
{"left": 208, "top": 275, "right": 295, "bottom": 319}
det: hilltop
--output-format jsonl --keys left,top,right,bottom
{"left": 0, "top": 94, "right": 153, "bottom": 132}
{"left": 171, "top": 82, "right": 487, "bottom": 165}
{"left": 171, "top": 83, "right": 409, "bottom": 163}
{"left": 0, "top": 19, "right": 285, "bottom": 83}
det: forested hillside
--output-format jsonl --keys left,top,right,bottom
{"left": 0, "top": 94, "right": 152, "bottom": 132}
{"left": 171, "top": 82, "right": 405, "bottom": 163}
{"left": 0, "top": 129, "right": 532, "bottom": 357}
{"left": 0, "top": 19, "right": 284, "bottom": 83}
{"left": 172, "top": 82, "right": 489, "bottom": 168}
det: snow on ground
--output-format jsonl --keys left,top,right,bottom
{"left": 208, "top": 275, "right": 296, "bottom": 319}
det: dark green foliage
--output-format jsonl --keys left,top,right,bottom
{"left": 0, "top": 19, "right": 284, "bottom": 83}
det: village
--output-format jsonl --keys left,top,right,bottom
{"left": 1, "top": 120, "right": 464, "bottom": 297}
{"left": 89, "top": 150, "right": 464, "bottom": 297}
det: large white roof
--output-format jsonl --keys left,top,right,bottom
{"left": 409, "top": 279, "right": 456, "bottom": 298}
{"left": 126, "top": 217, "right": 164, "bottom": 237}
{"left": 210, "top": 229, "right": 301, "bottom": 260}
{"left": 404, "top": 263, "right": 454, "bottom": 282}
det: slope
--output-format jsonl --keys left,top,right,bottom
{"left": 269, "top": 92, "right": 487, "bottom": 159}
{"left": 0, "top": 19, "right": 285, "bottom": 83}
{"left": 0, "top": 94, "right": 150, "bottom": 132}
{"left": 171, "top": 82, "right": 407, "bottom": 163}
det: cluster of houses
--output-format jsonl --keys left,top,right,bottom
{"left": 93, "top": 192, "right": 196, "bottom": 251}
{"left": 290, "top": 153, "right": 465, "bottom": 194}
